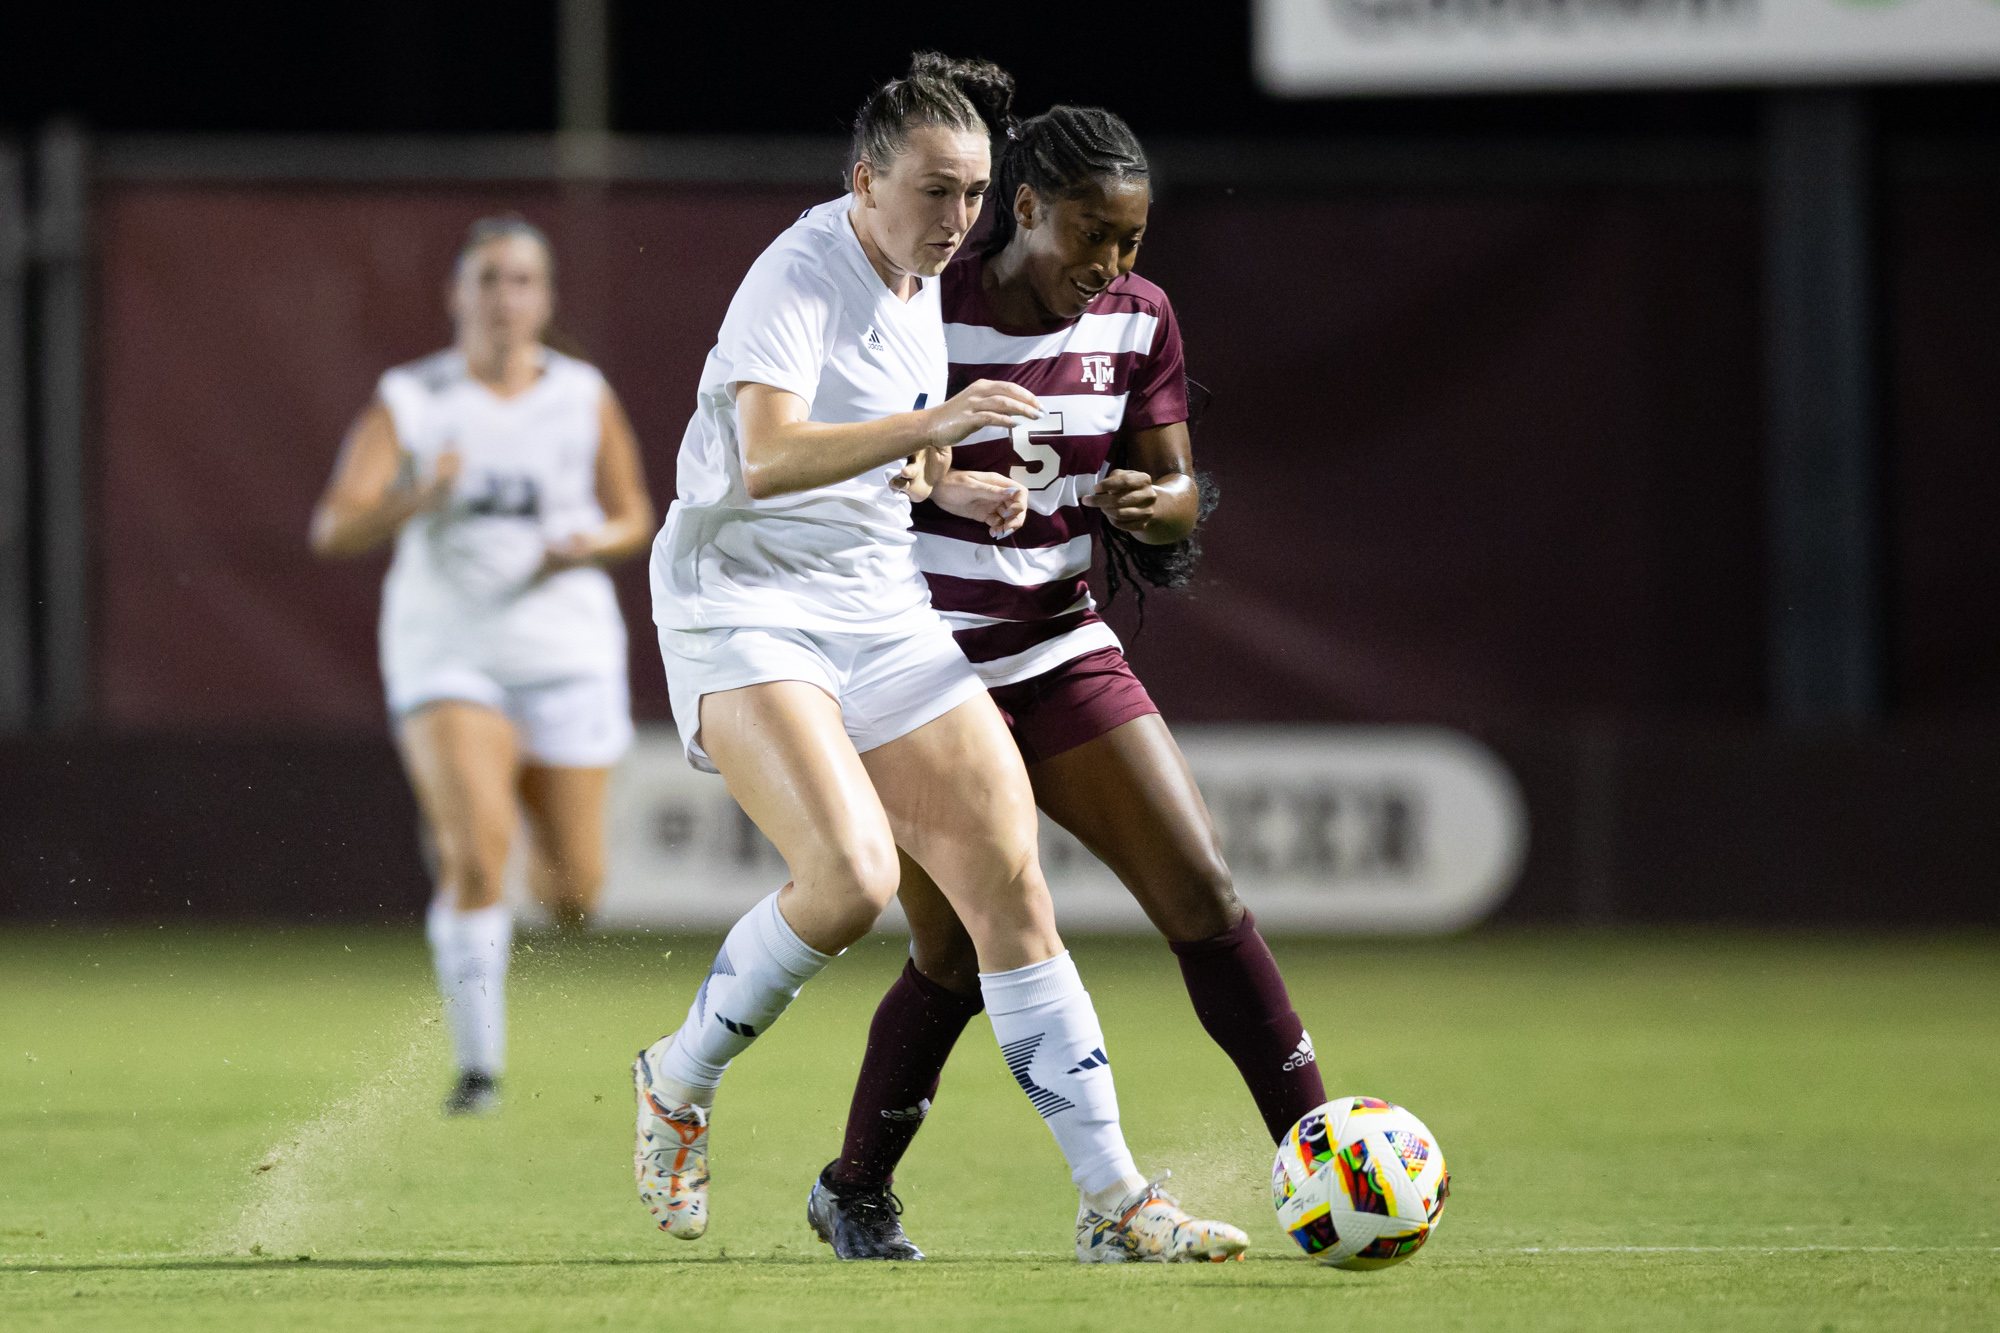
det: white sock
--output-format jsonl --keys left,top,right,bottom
{"left": 1081, "top": 1173, "right": 1152, "bottom": 1216}
{"left": 652, "top": 891, "right": 836, "bottom": 1100}
{"left": 980, "top": 951, "right": 1140, "bottom": 1198}
{"left": 426, "top": 898, "right": 513, "bottom": 1077}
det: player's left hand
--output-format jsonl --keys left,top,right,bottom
{"left": 932, "top": 469, "right": 1028, "bottom": 539}
{"left": 539, "top": 533, "right": 602, "bottom": 575}
{"left": 1083, "top": 470, "right": 1159, "bottom": 533}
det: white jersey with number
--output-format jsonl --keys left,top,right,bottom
{"left": 650, "top": 195, "right": 948, "bottom": 634}
{"left": 377, "top": 348, "right": 627, "bottom": 695}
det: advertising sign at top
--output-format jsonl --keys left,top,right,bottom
{"left": 1256, "top": 0, "right": 2000, "bottom": 96}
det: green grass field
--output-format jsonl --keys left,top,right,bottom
{"left": 1, "top": 926, "right": 1994, "bottom": 1331}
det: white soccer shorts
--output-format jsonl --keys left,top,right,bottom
{"left": 658, "top": 616, "right": 986, "bottom": 774}
{"left": 390, "top": 666, "right": 635, "bottom": 768}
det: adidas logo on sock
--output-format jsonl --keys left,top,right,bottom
{"left": 1282, "top": 1032, "right": 1317, "bottom": 1072}
{"left": 1066, "top": 1047, "right": 1109, "bottom": 1074}
{"left": 880, "top": 1097, "right": 932, "bottom": 1123}
{"left": 717, "top": 1016, "right": 758, "bottom": 1037}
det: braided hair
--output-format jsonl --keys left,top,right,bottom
{"left": 984, "top": 107, "right": 1213, "bottom": 620}
{"left": 1102, "top": 383, "right": 1219, "bottom": 623}
{"left": 981, "top": 105, "right": 1148, "bottom": 260}
{"left": 850, "top": 52, "right": 1016, "bottom": 179}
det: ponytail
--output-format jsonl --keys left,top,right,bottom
{"left": 850, "top": 51, "right": 1016, "bottom": 180}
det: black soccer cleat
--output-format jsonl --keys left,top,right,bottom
{"left": 807, "top": 1162, "right": 924, "bottom": 1260}
{"left": 442, "top": 1070, "right": 500, "bottom": 1116}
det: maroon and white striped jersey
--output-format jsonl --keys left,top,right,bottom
{"left": 911, "top": 253, "right": 1188, "bottom": 685}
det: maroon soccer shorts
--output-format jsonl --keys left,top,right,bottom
{"left": 986, "top": 646, "right": 1161, "bottom": 766}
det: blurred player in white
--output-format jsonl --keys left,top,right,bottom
{"left": 631, "top": 53, "right": 1249, "bottom": 1263}
{"left": 310, "top": 217, "right": 656, "bottom": 1115}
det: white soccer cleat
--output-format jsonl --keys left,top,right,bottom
{"left": 632, "top": 1047, "right": 710, "bottom": 1239}
{"left": 1075, "top": 1173, "right": 1250, "bottom": 1264}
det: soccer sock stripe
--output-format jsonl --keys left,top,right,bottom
{"left": 653, "top": 890, "right": 836, "bottom": 1093}
{"left": 998, "top": 1034, "right": 1076, "bottom": 1117}
{"left": 980, "top": 952, "right": 1137, "bottom": 1196}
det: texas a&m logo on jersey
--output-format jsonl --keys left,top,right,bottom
{"left": 1079, "top": 354, "right": 1114, "bottom": 392}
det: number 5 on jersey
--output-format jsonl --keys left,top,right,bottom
{"left": 1009, "top": 412, "right": 1066, "bottom": 491}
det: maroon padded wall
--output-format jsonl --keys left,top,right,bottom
{"left": 95, "top": 184, "right": 823, "bottom": 731}
{"left": 1887, "top": 183, "right": 2000, "bottom": 716}
{"left": 1112, "top": 187, "right": 1766, "bottom": 726}
{"left": 93, "top": 181, "right": 1771, "bottom": 734}
{"left": 90, "top": 179, "right": 2000, "bottom": 735}
{"left": 42, "top": 177, "right": 2000, "bottom": 926}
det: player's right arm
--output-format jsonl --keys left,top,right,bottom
{"left": 735, "top": 379, "right": 1041, "bottom": 501}
{"left": 308, "top": 398, "right": 459, "bottom": 558}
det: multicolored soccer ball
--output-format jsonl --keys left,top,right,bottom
{"left": 1271, "top": 1096, "right": 1449, "bottom": 1270}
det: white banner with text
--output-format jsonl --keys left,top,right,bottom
{"left": 1256, "top": 0, "right": 2000, "bottom": 96}
{"left": 562, "top": 725, "right": 1527, "bottom": 935}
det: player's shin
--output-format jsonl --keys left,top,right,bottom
{"left": 979, "top": 952, "right": 1143, "bottom": 1202}
{"left": 1169, "top": 908, "right": 1325, "bottom": 1142}
{"left": 426, "top": 897, "right": 513, "bottom": 1078}
{"left": 833, "top": 957, "right": 985, "bottom": 1189}
{"left": 646, "top": 889, "right": 837, "bottom": 1101}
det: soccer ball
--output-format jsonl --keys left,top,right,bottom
{"left": 1271, "top": 1096, "right": 1449, "bottom": 1270}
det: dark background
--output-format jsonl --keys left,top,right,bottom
{"left": 3, "top": 2, "right": 1997, "bottom": 925}
{"left": 9, "top": 0, "right": 2000, "bottom": 140}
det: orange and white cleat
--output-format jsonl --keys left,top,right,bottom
{"left": 1075, "top": 1172, "right": 1250, "bottom": 1264}
{"left": 632, "top": 1045, "right": 710, "bottom": 1239}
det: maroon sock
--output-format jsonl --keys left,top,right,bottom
{"left": 831, "top": 957, "right": 985, "bottom": 1191}
{"left": 1169, "top": 909, "right": 1326, "bottom": 1143}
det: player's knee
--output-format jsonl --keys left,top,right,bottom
{"left": 1155, "top": 858, "right": 1244, "bottom": 943}
{"left": 851, "top": 848, "right": 903, "bottom": 913}
{"left": 912, "top": 930, "right": 980, "bottom": 995}
{"left": 1195, "top": 858, "right": 1238, "bottom": 913}
{"left": 805, "top": 835, "right": 901, "bottom": 919}
{"left": 925, "top": 828, "right": 1037, "bottom": 902}
{"left": 952, "top": 862, "right": 1060, "bottom": 959}
{"left": 432, "top": 829, "right": 494, "bottom": 899}
{"left": 450, "top": 857, "right": 506, "bottom": 910}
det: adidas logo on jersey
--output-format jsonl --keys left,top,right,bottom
{"left": 1066, "top": 1047, "right": 1110, "bottom": 1074}
{"left": 864, "top": 325, "right": 886, "bottom": 353}
{"left": 1282, "top": 1032, "right": 1317, "bottom": 1072}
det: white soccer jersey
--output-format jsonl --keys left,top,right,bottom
{"left": 377, "top": 348, "right": 627, "bottom": 695}
{"left": 650, "top": 196, "right": 949, "bottom": 634}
